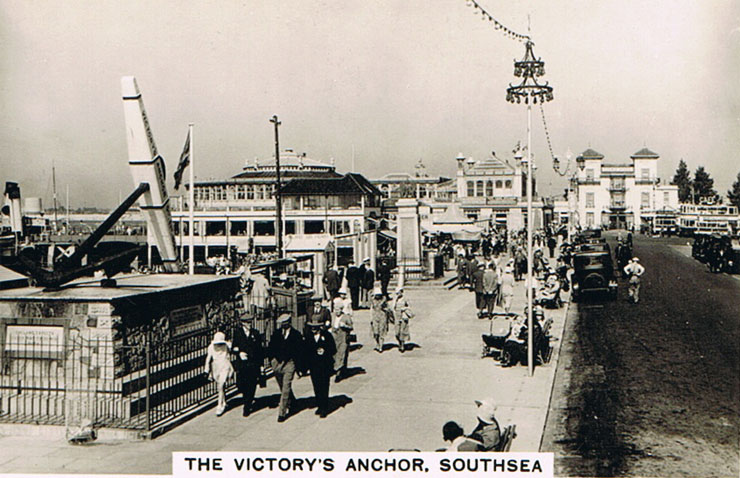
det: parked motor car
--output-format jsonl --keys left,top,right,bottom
{"left": 571, "top": 250, "right": 618, "bottom": 301}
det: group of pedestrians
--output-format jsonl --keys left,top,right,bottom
{"left": 203, "top": 310, "right": 345, "bottom": 422}
{"left": 370, "top": 286, "right": 414, "bottom": 353}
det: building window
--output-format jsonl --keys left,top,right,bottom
{"left": 236, "top": 185, "right": 245, "bottom": 200}
{"left": 663, "top": 191, "right": 669, "bottom": 204}
{"left": 230, "top": 221, "right": 247, "bottom": 236}
{"left": 486, "top": 181, "right": 493, "bottom": 197}
{"left": 495, "top": 180, "right": 503, "bottom": 189}
{"left": 641, "top": 192, "right": 650, "bottom": 209}
{"left": 254, "top": 221, "right": 275, "bottom": 236}
{"left": 304, "top": 195, "right": 325, "bottom": 209}
{"left": 585, "top": 169, "right": 594, "bottom": 181}
{"left": 505, "top": 180, "right": 512, "bottom": 188}
{"left": 641, "top": 168, "right": 650, "bottom": 180}
{"left": 330, "top": 220, "right": 350, "bottom": 235}
{"left": 467, "top": 181, "right": 474, "bottom": 197}
{"left": 586, "top": 192, "right": 595, "bottom": 208}
{"left": 586, "top": 212, "right": 594, "bottom": 227}
{"left": 285, "top": 220, "right": 296, "bottom": 235}
{"left": 304, "top": 220, "right": 326, "bottom": 234}
{"left": 205, "top": 221, "right": 226, "bottom": 236}
{"left": 476, "top": 180, "right": 484, "bottom": 197}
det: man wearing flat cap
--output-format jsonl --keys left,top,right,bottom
{"left": 304, "top": 317, "right": 336, "bottom": 417}
{"left": 231, "top": 314, "right": 264, "bottom": 417}
{"left": 267, "top": 314, "right": 305, "bottom": 422}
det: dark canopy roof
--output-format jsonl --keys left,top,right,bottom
{"left": 280, "top": 173, "right": 381, "bottom": 196}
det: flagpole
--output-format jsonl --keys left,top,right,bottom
{"left": 188, "top": 123, "right": 195, "bottom": 275}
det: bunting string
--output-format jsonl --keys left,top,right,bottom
{"left": 538, "top": 104, "right": 557, "bottom": 164}
{"left": 464, "top": 0, "right": 531, "bottom": 43}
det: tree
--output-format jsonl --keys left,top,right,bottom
{"left": 692, "top": 166, "right": 718, "bottom": 203}
{"left": 671, "top": 159, "right": 692, "bottom": 203}
{"left": 728, "top": 172, "right": 740, "bottom": 209}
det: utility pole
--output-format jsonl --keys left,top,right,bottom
{"left": 270, "top": 115, "right": 283, "bottom": 258}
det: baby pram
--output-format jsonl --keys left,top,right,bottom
{"left": 481, "top": 313, "right": 515, "bottom": 359}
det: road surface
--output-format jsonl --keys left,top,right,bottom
{"left": 542, "top": 234, "right": 739, "bottom": 477}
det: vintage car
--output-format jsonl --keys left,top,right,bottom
{"left": 571, "top": 250, "right": 618, "bottom": 301}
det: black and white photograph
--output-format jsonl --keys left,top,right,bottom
{"left": 0, "top": 1, "right": 738, "bottom": 476}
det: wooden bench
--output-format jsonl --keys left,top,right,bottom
{"left": 494, "top": 424, "right": 517, "bottom": 452}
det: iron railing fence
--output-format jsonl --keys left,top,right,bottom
{"left": 0, "top": 287, "right": 316, "bottom": 433}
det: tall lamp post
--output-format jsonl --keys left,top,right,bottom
{"left": 507, "top": 41, "right": 553, "bottom": 377}
{"left": 553, "top": 148, "right": 586, "bottom": 241}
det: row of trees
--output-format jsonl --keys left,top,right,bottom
{"left": 671, "top": 160, "right": 740, "bottom": 209}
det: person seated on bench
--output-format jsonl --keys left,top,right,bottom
{"left": 442, "top": 421, "right": 483, "bottom": 452}
{"left": 469, "top": 399, "right": 501, "bottom": 451}
{"left": 502, "top": 316, "right": 527, "bottom": 367}
{"left": 537, "top": 273, "right": 561, "bottom": 307}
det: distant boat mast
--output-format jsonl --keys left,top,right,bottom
{"left": 52, "top": 158, "right": 58, "bottom": 231}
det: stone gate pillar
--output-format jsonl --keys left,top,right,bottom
{"left": 396, "top": 199, "right": 422, "bottom": 273}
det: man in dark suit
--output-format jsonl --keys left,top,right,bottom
{"left": 231, "top": 315, "right": 264, "bottom": 417}
{"left": 345, "top": 260, "right": 361, "bottom": 310}
{"left": 472, "top": 262, "right": 486, "bottom": 317}
{"left": 267, "top": 314, "right": 305, "bottom": 422}
{"left": 303, "top": 317, "right": 336, "bottom": 418}
{"left": 377, "top": 258, "right": 392, "bottom": 299}
{"left": 323, "top": 266, "right": 340, "bottom": 301}
{"left": 361, "top": 257, "right": 375, "bottom": 309}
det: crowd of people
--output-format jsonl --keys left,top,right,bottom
{"left": 205, "top": 273, "right": 416, "bottom": 423}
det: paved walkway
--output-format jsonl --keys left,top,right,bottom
{"left": 0, "top": 268, "right": 569, "bottom": 474}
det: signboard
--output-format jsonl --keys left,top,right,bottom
{"left": 5, "top": 325, "right": 64, "bottom": 358}
{"left": 170, "top": 306, "right": 205, "bottom": 337}
{"left": 88, "top": 303, "right": 112, "bottom": 316}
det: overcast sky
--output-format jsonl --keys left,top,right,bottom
{"left": 1, "top": 0, "right": 738, "bottom": 208}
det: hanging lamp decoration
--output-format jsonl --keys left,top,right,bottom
{"left": 506, "top": 41, "right": 553, "bottom": 105}
{"left": 464, "top": 0, "right": 531, "bottom": 43}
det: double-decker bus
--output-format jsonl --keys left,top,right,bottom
{"left": 678, "top": 203, "right": 739, "bottom": 236}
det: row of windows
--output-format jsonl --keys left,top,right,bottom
{"left": 585, "top": 191, "right": 673, "bottom": 208}
{"left": 584, "top": 168, "right": 652, "bottom": 181}
{"left": 466, "top": 179, "right": 513, "bottom": 197}
{"left": 172, "top": 219, "right": 354, "bottom": 237}
{"left": 195, "top": 184, "right": 276, "bottom": 201}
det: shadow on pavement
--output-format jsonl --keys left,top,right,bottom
{"left": 338, "top": 366, "right": 366, "bottom": 381}
{"left": 324, "top": 395, "right": 353, "bottom": 416}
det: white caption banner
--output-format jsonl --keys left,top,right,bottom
{"left": 173, "top": 452, "right": 553, "bottom": 478}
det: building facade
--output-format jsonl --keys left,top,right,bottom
{"left": 171, "top": 150, "right": 381, "bottom": 261}
{"left": 454, "top": 150, "right": 543, "bottom": 230}
{"left": 575, "top": 147, "right": 679, "bottom": 230}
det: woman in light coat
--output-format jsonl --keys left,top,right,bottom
{"left": 204, "top": 331, "right": 234, "bottom": 416}
{"left": 392, "top": 287, "right": 413, "bottom": 353}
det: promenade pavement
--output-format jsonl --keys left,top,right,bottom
{"left": 0, "top": 265, "right": 569, "bottom": 475}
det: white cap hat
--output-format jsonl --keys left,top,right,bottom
{"left": 474, "top": 399, "right": 497, "bottom": 424}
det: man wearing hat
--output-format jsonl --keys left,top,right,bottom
{"left": 267, "top": 314, "right": 305, "bottom": 422}
{"left": 231, "top": 315, "right": 265, "bottom": 417}
{"left": 472, "top": 261, "right": 486, "bottom": 318}
{"left": 469, "top": 399, "right": 501, "bottom": 451}
{"left": 623, "top": 257, "right": 645, "bottom": 303}
{"left": 303, "top": 316, "right": 336, "bottom": 418}
{"left": 331, "top": 289, "right": 353, "bottom": 381}
{"left": 377, "top": 257, "right": 392, "bottom": 299}
{"left": 345, "top": 259, "right": 361, "bottom": 311}
{"left": 361, "top": 257, "right": 375, "bottom": 309}
{"left": 323, "top": 265, "right": 340, "bottom": 301}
